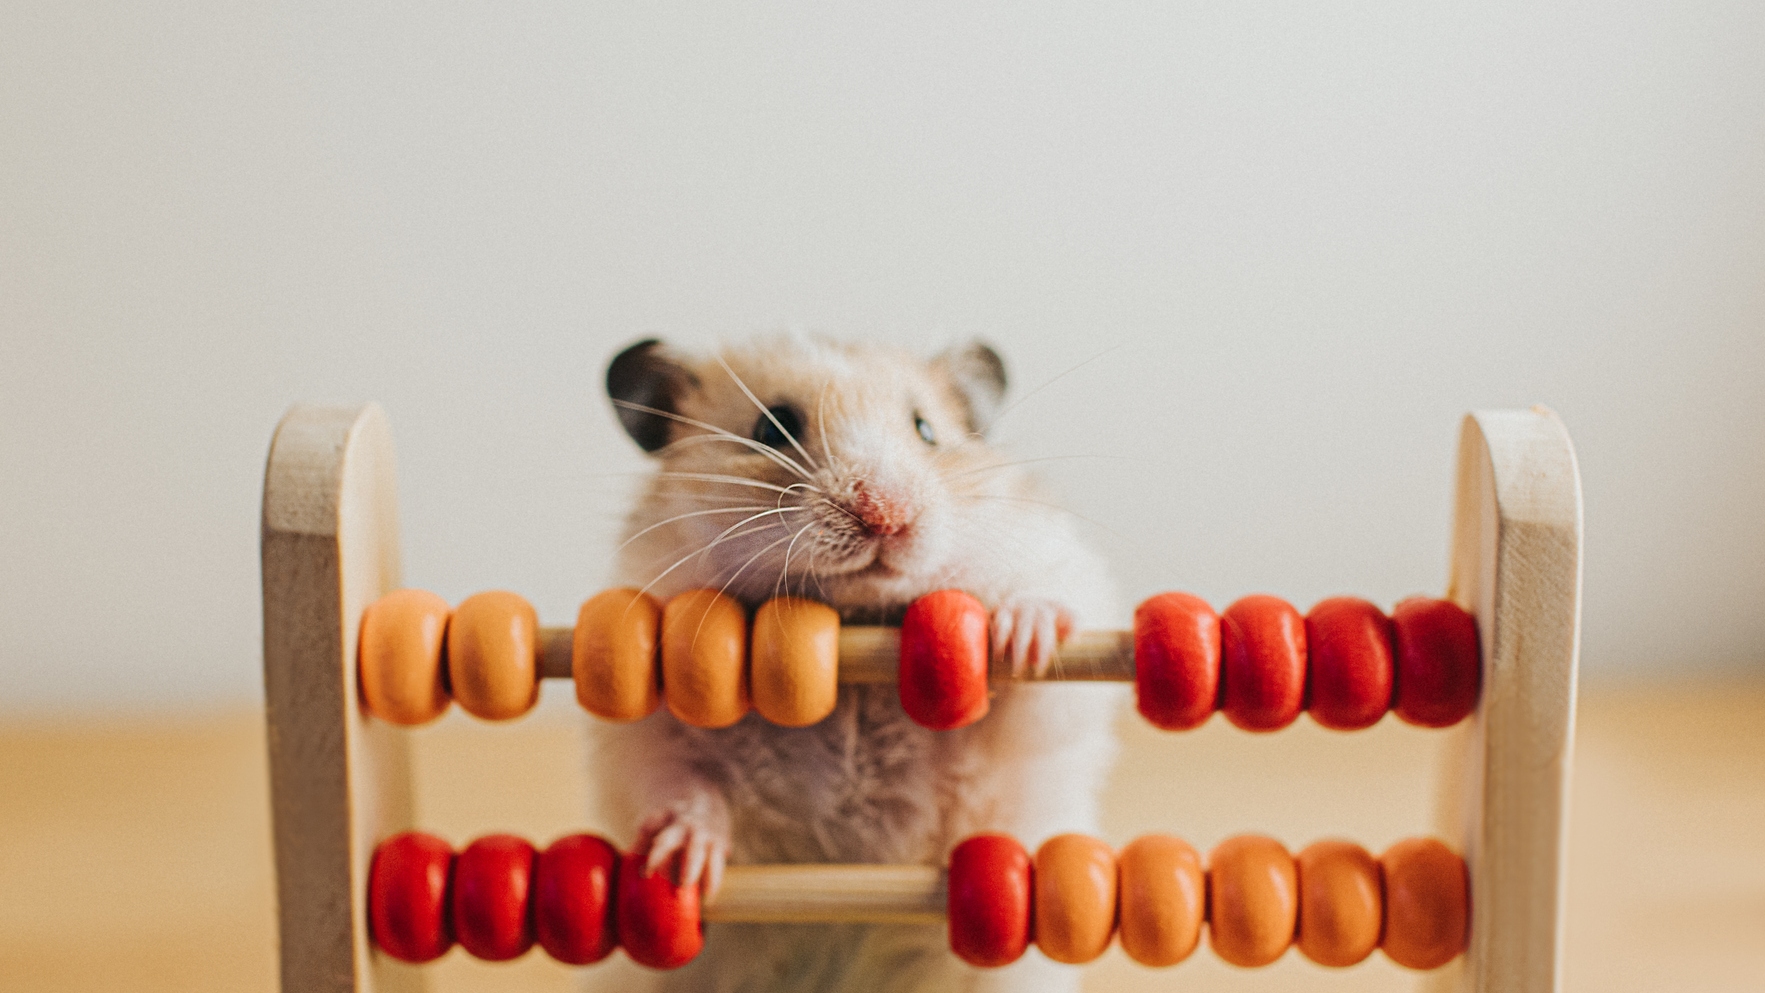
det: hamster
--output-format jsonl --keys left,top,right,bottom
{"left": 592, "top": 334, "right": 1122, "bottom": 993}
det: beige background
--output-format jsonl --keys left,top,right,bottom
{"left": 3, "top": 1, "right": 1764, "bottom": 709}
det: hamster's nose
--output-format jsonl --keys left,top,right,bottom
{"left": 845, "top": 481, "right": 913, "bottom": 537}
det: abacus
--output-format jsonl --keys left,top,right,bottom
{"left": 262, "top": 403, "right": 1582, "bottom": 993}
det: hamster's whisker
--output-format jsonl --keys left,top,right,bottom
{"left": 956, "top": 493, "right": 1128, "bottom": 542}
{"left": 710, "top": 531, "right": 797, "bottom": 608}
{"left": 650, "top": 471, "right": 820, "bottom": 496}
{"left": 649, "top": 492, "right": 777, "bottom": 508}
{"left": 631, "top": 515, "right": 801, "bottom": 603}
{"left": 940, "top": 454, "right": 1138, "bottom": 483}
{"left": 682, "top": 527, "right": 792, "bottom": 654}
{"left": 612, "top": 398, "right": 815, "bottom": 481}
{"left": 984, "top": 343, "right": 1125, "bottom": 431}
{"left": 653, "top": 433, "right": 817, "bottom": 472}
{"left": 613, "top": 505, "right": 780, "bottom": 554}
{"left": 715, "top": 355, "right": 822, "bottom": 473}
{"left": 773, "top": 519, "right": 817, "bottom": 603}
{"left": 702, "top": 507, "right": 804, "bottom": 553}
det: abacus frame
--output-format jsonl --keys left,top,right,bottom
{"left": 261, "top": 404, "right": 1582, "bottom": 993}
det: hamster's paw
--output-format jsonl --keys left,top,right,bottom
{"left": 635, "top": 803, "right": 729, "bottom": 897}
{"left": 991, "top": 598, "right": 1076, "bottom": 679}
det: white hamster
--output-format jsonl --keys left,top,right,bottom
{"left": 593, "top": 334, "right": 1121, "bottom": 992}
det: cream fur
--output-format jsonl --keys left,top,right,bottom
{"left": 593, "top": 335, "right": 1122, "bottom": 992}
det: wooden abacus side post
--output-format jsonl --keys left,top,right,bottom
{"left": 1435, "top": 407, "right": 1583, "bottom": 993}
{"left": 263, "top": 404, "right": 423, "bottom": 993}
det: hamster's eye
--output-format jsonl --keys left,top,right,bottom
{"left": 914, "top": 412, "right": 936, "bottom": 446}
{"left": 753, "top": 405, "right": 803, "bottom": 449}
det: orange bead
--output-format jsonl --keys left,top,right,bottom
{"left": 750, "top": 597, "right": 840, "bottom": 727}
{"left": 1033, "top": 834, "right": 1118, "bottom": 965}
{"left": 358, "top": 589, "right": 451, "bottom": 725}
{"left": 661, "top": 589, "right": 750, "bottom": 728}
{"left": 1117, "top": 834, "right": 1205, "bottom": 967}
{"left": 448, "top": 591, "right": 539, "bottom": 721}
{"left": 1208, "top": 835, "right": 1297, "bottom": 967}
{"left": 573, "top": 588, "right": 662, "bottom": 721}
{"left": 1296, "top": 840, "right": 1382, "bottom": 967}
{"left": 1380, "top": 838, "right": 1468, "bottom": 970}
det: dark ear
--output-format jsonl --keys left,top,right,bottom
{"left": 606, "top": 339, "right": 697, "bottom": 453}
{"left": 932, "top": 341, "right": 1008, "bottom": 435}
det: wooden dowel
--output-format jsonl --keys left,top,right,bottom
{"left": 536, "top": 627, "right": 1135, "bottom": 683}
{"left": 704, "top": 865, "right": 946, "bottom": 924}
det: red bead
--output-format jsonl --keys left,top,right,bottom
{"left": 947, "top": 833, "right": 1034, "bottom": 967}
{"left": 615, "top": 850, "right": 703, "bottom": 969}
{"left": 452, "top": 834, "right": 537, "bottom": 961}
{"left": 534, "top": 834, "right": 620, "bottom": 965}
{"left": 1304, "top": 597, "right": 1395, "bottom": 730}
{"left": 1219, "top": 595, "right": 1306, "bottom": 732}
{"left": 368, "top": 832, "right": 455, "bottom": 963}
{"left": 1132, "top": 593, "right": 1221, "bottom": 730}
{"left": 1391, "top": 598, "right": 1480, "bottom": 727}
{"left": 898, "top": 590, "right": 990, "bottom": 730}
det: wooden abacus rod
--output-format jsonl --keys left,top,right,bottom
{"left": 364, "top": 585, "right": 1480, "bottom": 732}
{"left": 534, "top": 626, "right": 1134, "bottom": 683}
{"left": 708, "top": 864, "right": 945, "bottom": 924}
{"left": 369, "top": 829, "right": 1468, "bottom": 972}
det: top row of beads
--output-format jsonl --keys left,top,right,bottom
{"left": 356, "top": 587, "right": 1478, "bottom": 731}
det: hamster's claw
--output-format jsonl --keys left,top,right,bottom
{"left": 635, "top": 806, "right": 729, "bottom": 897}
{"left": 991, "top": 598, "right": 1076, "bottom": 679}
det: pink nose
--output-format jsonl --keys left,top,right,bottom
{"left": 848, "top": 482, "right": 912, "bottom": 537}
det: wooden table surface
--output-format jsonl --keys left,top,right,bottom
{"left": 2, "top": 683, "right": 1760, "bottom": 992}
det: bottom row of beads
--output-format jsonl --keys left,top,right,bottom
{"left": 952, "top": 832, "right": 1466, "bottom": 970}
{"left": 370, "top": 830, "right": 1466, "bottom": 972}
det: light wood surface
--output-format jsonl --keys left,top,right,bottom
{"left": 261, "top": 404, "right": 420, "bottom": 993}
{"left": 1, "top": 684, "right": 1759, "bottom": 993}
{"left": 1439, "top": 407, "right": 1582, "bottom": 993}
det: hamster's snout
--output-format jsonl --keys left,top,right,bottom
{"left": 837, "top": 479, "right": 916, "bottom": 538}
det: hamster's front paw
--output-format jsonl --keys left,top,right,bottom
{"left": 634, "top": 801, "right": 730, "bottom": 897}
{"left": 991, "top": 598, "right": 1076, "bottom": 679}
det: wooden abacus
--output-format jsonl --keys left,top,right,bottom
{"left": 262, "top": 403, "right": 1582, "bottom": 993}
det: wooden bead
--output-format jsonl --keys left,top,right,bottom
{"left": 750, "top": 597, "right": 840, "bottom": 727}
{"left": 1391, "top": 598, "right": 1481, "bottom": 727}
{"left": 1117, "top": 834, "right": 1204, "bottom": 967}
{"left": 898, "top": 589, "right": 990, "bottom": 730}
{"left": 1207, "top": 834, "right": 1298, "bottom": 967}
{"left": 448, "top": 591, "right": 539, "bottom": 721}
{"left": 368, "top": 832, "right": 454, "bottom": 963}
{"left": 573, "top": 588, "right": 662, "bottom": 722}
{"left": 453, "top": 834, "right": 537, "bottom": 961}
{"left": 616, "top": 850, "right": 704, "bottom": 969}
{"left": 947, "top": 833, "right": 1033, "bottom": 967}
{"left": 1304, "top": 597, "right": 1394, "bottom": 731}
{"left": 358, "top": 589, "right": 451, "bottom": 726}
{"left": 535, "top": 834, "right": 620, "bottom": 965}
{"left": 1033, "top": 834, "right": 1117, "bottom": 965}
{"left": 1220, "top": 596, "right": 1307, "bottom": 732}
{"left": 1132, "top": 593, "right": 1221, "bottom": 731}
{"left": 661, "top": 589, "right": 751, "bottom": 728}
{"left": 1380, "top": 838, "right": 1469, "bottom": 970}
{"left": 1295, "top": 840, "right": 1382, "bottom": 967}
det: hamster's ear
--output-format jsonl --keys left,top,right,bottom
{"left": 931, "top": 341, "right": 1008, "bottom": 435}
{"left": 606, "top": 338, "right": 698, "bottom": 453}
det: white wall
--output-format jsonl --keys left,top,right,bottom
{"left": 3, "top": 1, "right": 1762, "bottom": 709}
